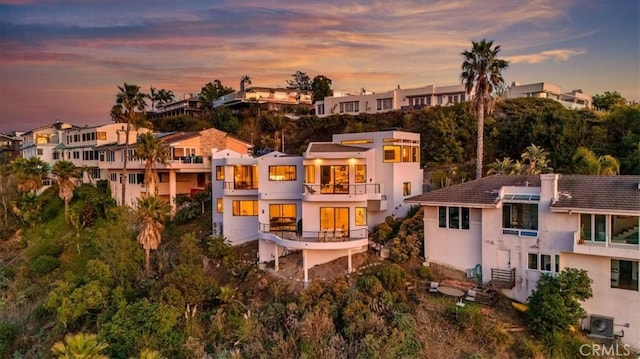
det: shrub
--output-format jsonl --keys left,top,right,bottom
{"left": 0, "top": 322, "right": 19, "bottom": 357}
{"left": 357, "top": 275, "right": 384, "bottom": 297}
{"left": 377, "top": 264, "right": 405, "bottom": 291}
{"left": 29, "top": 255, "right": 60, "bottom": 276}
{"left": 415, "top": 266, "right": 433, "bottom": 281}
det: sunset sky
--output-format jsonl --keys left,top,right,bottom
{"left": 0, "top": 0, "right": 638, "bottom": 132}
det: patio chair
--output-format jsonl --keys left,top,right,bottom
{"left": 465, "top": 289, "right": 477, "bottom": 302}
{"left": 429, "top": 281, "right": 439, "bottom": 293}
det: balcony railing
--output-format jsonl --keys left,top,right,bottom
{"left": 224, "top": 181, "right": 259, "bottom": 190}
{"left": 174, "top": 155, "right": 204, "bottom": 164}
{"left": 502, "top": 228, "right": 538, "bottom": 237}
{"left": 491, "top": 268, "right": 516, "bottom": 289}
{"left": 303, "top": 183, "right": 380, "bottom": 195}
{"left": 259, "top": 223, "right": 368, "bottom": 242}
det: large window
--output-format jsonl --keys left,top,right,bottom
{"left": 581, "top": 214, "right": 639, "bottom": 245}
{"left": 339, "top": 101, "right": 359, "bottom": 113}
{"left": 232, "top": 200, "right": 258, "bottom": 216}
{"left": 355, "top": 207, "right": 367, "bottom": 226}
{"left": 611, "top": 215, "right": 639, "bottom": 245}
{"left": 269, "top": 165, "right": 296, "bottom": 181}
{"left": 528, "top": 253, "right": 559, "bottom": 272}
{"left": 383, "top": 145, "right": 400, "bottom": 162}
{"left": 269, "top": 204, "right": 297, "bottom": 231}
{"left": 355, "top": 165, "right": 366, "bottom": 183}
{"left": 502, "top": 203, "right": 538, "bottom": 230}
{"left": 216, "top": 166, "right": 224, "bottom": 181}
{"left": 611, "top": 259, "right": 639, "bottom": 291}
{"left": 376, "top": 98, "right": 393, "bottom": 111}
{"left": 438, "top": 206, "right": 470, "bottom": 230}
{"left": 304, "top": 165, "right": 315, "bottom": 183}
{"left": 320, "top": 207, "right": 349, "bottom": 236}
{"left": 320, "top": 165, "right": 349, "bottom": 194}
{"left": 234, "top": 165, "right": 258, "bottom": 189}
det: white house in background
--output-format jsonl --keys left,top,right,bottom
{"left": 21, "top": 121, "right": 77, "bottom": 164}
{"left": 214, "top": 130, "right": 424, "bottom": 283}
{"left": 212, "top": 86, "right": 313, "bottom": 113}
{"left": 406, "top": 174, "right": 640, "bottom": 351}
{"left": 93, "top": 126, "right": 251, "bottom": 209}
{"left": 314, "top": 84, "right": 470, "bottom": 117}
{"left": 507, "top": 82, "right": 592, "bottom": 110}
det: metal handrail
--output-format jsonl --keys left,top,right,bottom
{"left": 259, "top": 222, "right": 368, "bottom": 242}
{"left": 224, "top": 181, "right": 259, "bottom": 190}
{"left": 302, "top": 183, "right": 380, "bottom": 195}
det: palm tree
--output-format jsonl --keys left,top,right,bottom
{"left": 265, "top": 114, "right": 295, "bottom": 152}
{"left": 521, "top": 144, "right": 552, "bottom": 175}
{"left": 51, "top": 332, "right": 108, "bottom": 359}
{"left": 11, "top": 156, "right": 51, "bottom": 193}
{"left": 111, "top": 83, "right": 148, "bottom": 205}
{"left": 134, "top": 196, "right": 170, "bottom": 274}
{"left": 240, "top": 75, "right": 251, "bottom": 95}
{"left": 487, "top": 157, "right": 516, "bottom": 175}
{"left": 149, "top": 86, "right": 158, "bottom": 111}
{"left": 135, "top": 133, "right": 170, "bottom": 197}
{"left": 572, "top": 146, "right": 620, "bottom": 175}
{"left": 460, "top": 39, "right": 509, "bottom": 179}
{"left": 52, "top": 160, "right": 79, "bottom": 222}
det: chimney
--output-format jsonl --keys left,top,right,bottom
{"left": 540, "top": 173, "right": 559, "bottom": 203}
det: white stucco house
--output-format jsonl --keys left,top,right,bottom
{"left": 213, "top": 130, "right": 424, "bottom": 282}
{"left": 406, "top": 174, "right": 640, "bottom": 350}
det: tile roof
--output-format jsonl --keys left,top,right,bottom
{"left": 406, "top": 174, "right": 640, "bottom": 212}
{"left": 552, "top": 175, "right": 640, "bottom": 212}
{"left": 406, "top": 175, "right": 540, "bottom": 207}
{"left": 308, "top": 143, "right": 370, "bottom": 153}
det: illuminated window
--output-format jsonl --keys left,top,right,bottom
{"left": 269, "top": 165, "right": 296, "bottom": 181}
{"left": 341, "top": 139, "right": 373, "bottom": 145}
{"left": 383, "top": 145, "right": 400, "bottom": 162}
{"left": 355, "top": 165, "right": 366, "bottom": 183}
{"left": 320, "top": 207, "right": 349, "bottom": 235}
{"left": 412, "top": 146, "right": 419, "bottom": 162}
{"left": 355, "top": 207, "right": 367, "bottom": 226}
{"left": 269, "top": 204, "right": 297, "bottom": 231}
{"left": 402, "top": 146, "right": 411, "bottom": 162}
{"left": 232, "top": 200, "right": 258, "bottom": 216}
{"left": 216, "top": 166, "right": 224, "bottom": 181}
{"left": 216, "top": 198, "right": 223, "bottom": 213}
{"left": 234, "top": 165, "right": 258, "bottom": 189}
{"left": 403, "top": 182, "right": 411, "bottom": 196}
{"left": 304, "top": 165, "right": 315, "bottom": 183}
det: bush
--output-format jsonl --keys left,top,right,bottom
{"left": 29, "top": 255, "right": 60, "bottom": 276}
{"left": 377, "top": 264, "right": 405, "bottom": 291}
{"left": 415, "top": 266, "right": 433, "bottom": 281}
{"left": 357, "top": 275, "right": 384, "bottom": 297}
{"left": 0, "top": 322, "right": 19, "bottom": 357}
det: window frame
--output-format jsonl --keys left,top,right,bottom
{"left": 268, "top": 165, "right": 297, "bottom": 181}
{"left": 232, "top": 200, "right": 258, "bottom": 216}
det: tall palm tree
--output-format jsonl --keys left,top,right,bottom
{"left": 149, "top": 86, "right": 158, "bottom": 111}
{"left": 111, "top": 83, "right": 148, "bottom": 206}
{"left": 265, "top": 114, "right": 295, "bottom": 152}
{"left": 240, "top": 75, "right": 251, "bottom": 95}
{"left": 521, "top": 144, "right": 552, "bottom": 175}
{"left": 51, "top": 332, "right": 108, "bottom": 359}
{"left": 134, "top": 196, "right": 170, "bottom": 274}
{"left": 134, "top": 133, "right": 170, "bottom": 197}
{"left": 461, "top": 39, "right": 509, "bottom": 179}
{"left": 572, "top": 146, "right": 620, "bottom": 175}
{"left": 52, "top": 160, "right": 79, "bottom": 222}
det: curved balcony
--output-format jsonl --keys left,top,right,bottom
{"left": 258, "top": 223, "right": 369, "bottom": 250}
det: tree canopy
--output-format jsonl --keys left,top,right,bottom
{"left": 286, "top": 70, "right": 312, "bottom": 91}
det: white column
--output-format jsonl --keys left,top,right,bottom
{"left": 347, "top": 249, "right": 353, "bottom": 274}
{"left": 169, "top": 170, "right": 177, "bottom": 214}
{"left": 303, "top": 249, "right": 308, "bottom": 283}
{"left": 274, "top": 244, "right": 279, "bottom": 272}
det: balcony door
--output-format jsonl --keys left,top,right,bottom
{"left": 320, "top": 207, "right": 349, "bottom": 237}
{"left": 320, "top": 165, "right": 349, "bottom": 194}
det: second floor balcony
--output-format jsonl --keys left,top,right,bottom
{"left": 223, "top": 181, "right": 259, "bottom": 195}
{"left": 258, "top": 223, "right": 369, "bottom": 250}
{"left": 572, "top": 231, "right": 640, "bottom": 260}
{"left": 302, "top": 183, "right": 383, "bottom": 201}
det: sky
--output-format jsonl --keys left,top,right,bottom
{"left": 0, "top": 0, "right": 638, "bottom": 133}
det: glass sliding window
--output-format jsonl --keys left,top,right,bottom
{"left": 438, "top": 207, "right": 447, "bottom": 228}
{"left": 320, "top": 165, "right": 349, "bottom": 194}
{"left": 355, "top": 165, "right": 366, "bottom": 183}
{"left": 232, "top": 200, "right": 258, "bottom": 216}
{"left": 355, "top": 207, "right": 367, "bottom": 226}
{"left": 611, "top": 259, "right": 639, "bottom": 291}
{"left": 528, "top": 253, "right": 538, "bottom": 270}
{"left": 304, "top": 165, "right": 315, "bottom": 183}
{"left": 269, "top": 204, "right": 297, "bottom": 231}
{"left": 502, "top": 203, "right": 538, "bottom": 230}
{"left": 216, "top": 166, "right": 224, "bottom": 181}
{"left": 448, "top": 207, "right": 459, "bottom": 229}
{"left": 580, "top": 214, "right": 592, "bottom": 241}
{"left": 541, "top": 254, "right": 552, "bottom": 271}
{"left": 402, "top": 146, "right": 411, "bottom": 162}
{"left": 234, "top": 165, "right": 258, "bottom": 189}
{"left": 320, "top": 207, "right": 349, "bottom": 236}
{"left": 269, "top": 165, "right": 297, "bottom": 181}
{"left": 383, "top": 145, "right": 400, "bottom": 162}
{"left": 595, "top": 214, "right": 606, "bottom": 242}
{"left": 461, "top": 207, "right": 470, "bottom": 229}
{"left": 611, "top": 215, "right": 639, "bottom": 245}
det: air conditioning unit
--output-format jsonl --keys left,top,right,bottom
{"left": 590, "top": 315, "right": 615, "bottom": 339}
